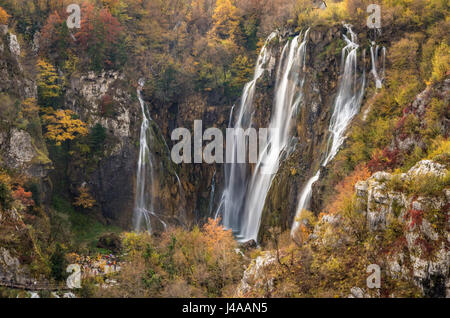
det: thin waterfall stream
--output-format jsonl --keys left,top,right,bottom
{"left": 134, "top": 80, "right": 169, "bottom": 232}
{"left": 291, "top": 25, "right": 366, "bottom": 236}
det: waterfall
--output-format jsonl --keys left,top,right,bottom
{"left": 215, "top": 31, "right": 277, "bottom": 232}
{"left": 291, "top": 25, "right": 365, "bottom": 236}
{"left": 370, "top": 42, "right": 385, "bottom": 89}
{"left": 239, "top": 30, "right": 310, "bottom": 242}
{"left": 134, "top": 80, "right": 167, "bottom": 232}
{"left": 216, "top": 30, "right": 310, "bottom": 242}
{"left": 208, "top": 170, "right": 216, "bottom": 217}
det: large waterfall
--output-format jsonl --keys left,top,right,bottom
{"left": 291, "top": 26, "right": 366, "bottom": 235}
{"left": 217, "top": 30, "right": 310, "bottom": 242}
{"left": 215, "top": 32, "right": 277, "bottom": 233}
{"left": 134, "top": 80, "right": 167, "bottom": 232}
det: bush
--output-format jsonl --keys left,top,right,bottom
{"left": 100, "top": 219, "right": 244, "bottom": 298}
{"left": 96, "top": 232, "right": 122, "bottom": 254}
{"left": 430, "top": 42, "right": 450, "bottom": 84}
{"left": 50, "top": 243, "right": 68, "bottom": 282}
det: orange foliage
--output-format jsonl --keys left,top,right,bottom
{"left": 75, "top": 3, "right": 122, "bottom": 49}
{"left": 12, "top": 186, "right": 35, "bottom": 207}
{"left": 324, "top": 165, "right": 371, "bottom": 214}
{"left": 40, "top": 10, "right": 67, "bottom": 52}
{"left": 0, "top": 6, "right": 10, "bottom": 25}
{"left": 202, "top": 217, "right": 234, "bottom": 251}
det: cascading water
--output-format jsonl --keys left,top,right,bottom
{"left": 216, "top": 30, "right": 310, "bottom": 242}
{"left": 370, "top": 43, "right": 385, "bottom": 89}
{"left": 291, "top": 25, "right": 366, "bottom": 235}
{"left": 215, "top": 32, "right": 277, "bottom": 231}
{"left": 208, "top": 170, "right": 216, "bottom": 217}
{"left": 134, "top": 80, "right": 167, "bottom": 232}
{"left": 239, "top": 30, "right": 310, "bottom": 242}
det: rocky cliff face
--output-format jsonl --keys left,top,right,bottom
{"left": 236, "top": 160, "right": 449, "bottom": 297}
{"left": 61, "top": 71, "right": 140, "bottom": 228}
{"left": 0, "top": 27, "right": 52, "bottom": 204}
{"left": 355, "top": 160, "right": 449, "bottom": 297}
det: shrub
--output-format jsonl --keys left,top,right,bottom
{"left": 0, "top": 6, "right": 10, "bottom": 25}
{"left": 406, "top": 171, "right": 450, "bottom": 196}
{"left": 73, "top": 185, "right": 96, "bottom": 209}
{"left": 430, "top": 42, "right": 450, "bottom": 84}
{"left": 50, "top": 243, "right": 68, "bottom": 281}
{"left": 0, "top": 181, "right": 13, "bottom": 211}
{"left": 12, "top": 186, "right": 35, "bottom": 207}
{"left": 324, "top": 165, "right": 371, "bottom": 214}
{"left": 427, "top": 137, "right": 450, "bottom": 164}
{"left": 100, "top": 219, "right": 244, "bottom": 298}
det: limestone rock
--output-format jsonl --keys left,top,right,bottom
{"left": 236, "top": 252, "right": 275, "bottom": 297}
{"left": 356, "top": 160, "right": 449, "bottom": 297}
{"left": 8, "top": 33, "right": 20, "bottom": 57}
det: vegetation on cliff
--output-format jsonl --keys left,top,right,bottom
{"left": 0, "top": 0, "right": 448, "bottom": 298}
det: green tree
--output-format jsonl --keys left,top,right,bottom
{"left": 229, "top": 54, "right": 254, "bottom": 96}
{"left": 50, "top": 243, "right": 68, "bottom": 282}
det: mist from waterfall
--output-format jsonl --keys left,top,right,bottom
{"left": 291, "top": 25, "right": 365, "bottom": 236}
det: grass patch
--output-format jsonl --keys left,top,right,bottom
{"left": 51, "top": 194, "right": 122, "bottom": 254}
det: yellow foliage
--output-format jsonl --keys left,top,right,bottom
{"left": 430, "top": 42, "right": 450, "bottom": 84}
{"left": 73, "top": 185, "right": 96, "bottom": 209}
{"left": 37, "top": 59, "right": 61, "bottom": 101}
{"left": 427, "top": 137, "right": 450, "bottom": 161}
{"left": 211, "top": 0, "right": 239, "bottom": 40}
{"left": 0, "top": 170, "right": 12, "bottom": 187}
{"left": 21, "top": 98, "right": 39, "bottom": 117}
{"left": 42, "top": 109, "right": 88, "bottom": 146}
{"left": 316, "top": 1, "right": 349, "bottom": 24}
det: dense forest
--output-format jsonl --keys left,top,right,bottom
{"left": 0, "top": 0, "right": 448, "bottom": 298}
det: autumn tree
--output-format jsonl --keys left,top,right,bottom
{"left": 37, "top": 59, "right": 62, "bottom": 108}
{"left": 21, "top": 98, "right": 40, "bottom": 117}
{"left": 76, "top": 3, "right": 126, "bottom": 71}
{"left": 0, "top": 6, "right": 10, "bottom": 24}
{"left": 202, "top": 217, "right": 234, "bottom": 251}
{"left": 73, "top": 185, "right": 96, "bottom": 209}
{"left": 211, "top": 0, "right": 239, "bottom": 41}
{"left": 430, "top": 42, "right": 450, "bottom": 84}
{"left": 40, "top": 10, "right": 71, "bottom": 65}
{"left": 42, "top": 109, "right": 88, "bottom": 146}
{"left": 229, "top": 54, "right": 254, "bottom": 95}
{"left": 324, "top": 165, "right": 371, "bottom": 214}
{"left": 12, "top": 186, "right": 35, "bottom": 207}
